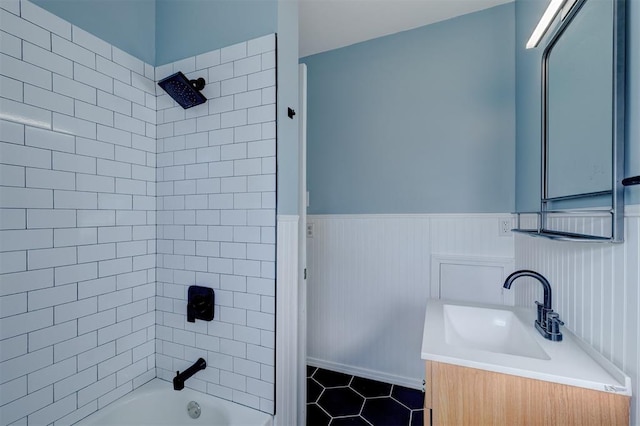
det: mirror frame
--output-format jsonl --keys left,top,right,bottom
{"left": 517, "top": 0, "right": 625, "bottom": 242}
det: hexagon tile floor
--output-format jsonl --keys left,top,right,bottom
{"left": 307, "top": 366, "right": 425, "bottom": 426}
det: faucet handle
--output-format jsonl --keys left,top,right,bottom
{"left": 535, "top": 301, "right": 551, "bottom": 325}
{"left": 546, "top": 312, "right": 564, "bottom": 335}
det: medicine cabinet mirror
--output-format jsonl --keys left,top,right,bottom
{"left": 515, "top": 0, "right": 626, "bottom": 242}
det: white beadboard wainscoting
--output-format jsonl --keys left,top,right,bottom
{"left": 275, "top": 215, "right": 299, "bottom": 426}
{"left": 514, "top": 205, "right": 640, "bottom": 425}
{"left": 306, "top": 213, "right": 515, "bottom": 388}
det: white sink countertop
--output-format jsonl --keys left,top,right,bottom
{"left": 421, "top": 298, "right": 632, "bottom": 396}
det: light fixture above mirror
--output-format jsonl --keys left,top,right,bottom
{"left": 526, "top": 0, "right": 567, "bottom": 49}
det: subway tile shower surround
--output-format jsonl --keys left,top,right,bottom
{"left": 154, "top": 36, "right": 277, "bottom": 413}
{"left": 0, "top": 1, "right": 276, "bottom": 423}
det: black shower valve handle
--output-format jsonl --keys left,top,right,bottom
{"left": 186, "top": 285, "right": 214, "bottom": 323}
{"left": 188, "top": 295, "right": 208, "bottom": 312}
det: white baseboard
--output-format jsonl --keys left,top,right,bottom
{"left": 307, "top": 357, "right": 424, "bottom": 391}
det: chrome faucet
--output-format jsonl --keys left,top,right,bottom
{"left": 503, "top": 270, "right": 564, "bottom": 341}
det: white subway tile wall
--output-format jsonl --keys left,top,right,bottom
{"left": 0, "top": 22, "right": 157, "bottom": 422}
{"left": 2, "top": 2, "right": 272, "bottom": 425}
{"left": 154, "top": 33, "right": 276, "bottom": 414}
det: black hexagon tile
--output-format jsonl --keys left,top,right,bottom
{"left": 330, "top": 415, "right": 371, "bottom": 425}
{"left": 313, "top": 368, "right": 353, "bottom": 387}
{"left": 308, "top": 377, "right": 324, "bottom": 403}
{"left": 308, "top": 365, "right": 318, "bottom": 377}
{"left": 391, "top": 385, "right": 425, "bottom": 410}
{"left": 362, "top": 397, "right": 411, "bottom": 426}
{"left": 308, "top": 403, "right": 332, "bottom": 426}
{"left": 351, "top": 376, "right": 392, "bottom": 398}
{"left": 319, "top": 387, "right": 365, "bottom": 417}
{"left": 307, "top": 367, "right": 424, "bottom": 426}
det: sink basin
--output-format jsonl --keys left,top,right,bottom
{"left": 422, "top": 299, "right": 632, "bottom": 395}
{"left": 443, "top": 304, "right": 550, "bottom": 360}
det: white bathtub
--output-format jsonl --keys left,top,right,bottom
{"left": 76, "top": 379, "right": 273, "bottom": 426}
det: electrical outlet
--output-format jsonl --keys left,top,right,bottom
{"left": 499, "top": 219, "right": 512, "bottom": 236}
{"left": 306, "top": 223, "right": 314, "bottom": 238}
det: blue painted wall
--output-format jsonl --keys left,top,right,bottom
{"left": 276, "top": 0, "right": 300, "bottom": 215}
{"left": 31, "top": 0, "right": 156, "bottom": 65}
{"left": 31, "top": 0, "right": 278, "bottom": 67}
{"left": 300, "top": 4, "right": 516, "bottom": 214}
{"left": 514, "top": 0, "right": 546, "bottom": 212}
{"left": 515, "top": 0, "right": 640, "bottom": 210}
{"left": 155, "top": 0, "right": 277, "bottom": 65}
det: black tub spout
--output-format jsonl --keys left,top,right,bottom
{"left": 173, "top": 358, "right": 206, "bottom": 390}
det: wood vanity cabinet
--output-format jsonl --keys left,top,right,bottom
{"left": 424, "top": 361, "right": 630, "bottom": 426}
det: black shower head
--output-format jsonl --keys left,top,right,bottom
{"left": 158, "top": 71, "right": 207, "bottom": 109}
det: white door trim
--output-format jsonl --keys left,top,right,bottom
{"left": 297, "top": 63, "right": 308, "bottom": 426}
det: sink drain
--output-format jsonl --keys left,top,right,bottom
{"left": 187, "top": 401, "right": 201, "bottom": 419}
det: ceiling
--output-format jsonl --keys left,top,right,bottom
{"left": 299, "top": 0, "right": 514, "bottom": 58}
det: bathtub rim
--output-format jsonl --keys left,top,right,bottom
{"left": 74, "top": 377, "right": 274, "bottom": 426}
